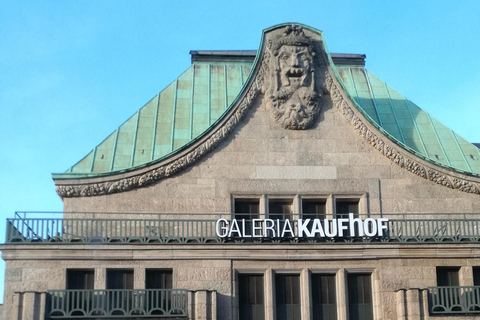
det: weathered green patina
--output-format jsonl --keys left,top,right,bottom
{"left": 53, "top": 29, "right": 480, "bottom": 179}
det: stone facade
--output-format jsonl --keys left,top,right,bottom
{"left": 2, "top": 24, "right": 480, "bottom": 320}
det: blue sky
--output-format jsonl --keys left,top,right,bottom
{"left": 1, "top": 0, "right": 480, "bottom": 304}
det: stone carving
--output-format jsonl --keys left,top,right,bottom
{"left": 264, "top": 25, "right": 323, "bottom": 130}
{"left": 56, "top": 25, "right": 480, "bottom": 197}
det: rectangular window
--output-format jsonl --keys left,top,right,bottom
{"left": 302, "top": 199, "right": 326, "bottom": 220}
{"left": 146, "top": 269, "right": 172, "bottom": 289}
{"left": 239, "top": 274, "right": 265, "bottom": 320}
{"left": 335, "top": 199, "right": 359, "bottom": 219}
{"left": 66, "top": 269, "right": 94, "bottom": 315}
{"left": 269, "top": 199, "right": 293, "bottom": 220}
{"left": 235, "top": 199, "right": 260, "bottom": 236}
{"left": 312, "top": 274, "right": 337, "bottom": 320}
{"left": 436, "top": 267, "right": 460, "bottom": 286}
{"left": 107, "top": 269, "right": 134, "bottom": 289}
{"left": 145, "top": 269, "right": 173, "bottom": 314}
{"left": 473, "top": 267, "right": 480, "bottom": 286}
{"left": 106, "top": 269, "right": 134, "bottom": 313}
{"left": 347, "top": 274, "right": 373, "bottom": 320}
{"left": 275, "top": 274, "right": 301, "bottom": 320}
{"left": 67, "top": 269, "right": 94, "bottom": 290}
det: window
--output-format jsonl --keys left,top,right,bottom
{"left": 67, "top": 269, "right": 94, "bottom": 290}
{"left": 302, "top": 199, "right": 326, "bottom": 220}
{"left": 107, "top": 269, "right": 134, "bottom": 289}
{"left": 146, "top": 269, "right": 172, "bottom": 289}
{"left": 66, "top": 269, "right": 94, "bottom": 316}
{"left": 145, "top": 269, "right": 173, "bottom": 314}
{"left": 312, "top": 274, "right": 336, "bottom": 320}
{"left": 335, "top": 199, "right": 359, "bottom": 218}
{"left": 239, "top": 274, "right": 265, "bottom": 320}
{"left": 347, "top": 273, "right": 373, "bottom": 320}
{"left": 269, "top": 199, "right": 293, "bottom": 220}
{"left": 436, "top": 267, "right": 460, "bottom": 286}
{"left": 473, "top": 267, "right": 480, "bottom": 286}
{"left": 235, "top": 199, "right": 260, "bottom": 236}
{"left": 275, "top": 274, "right": 301, "bottom": 320}
{"left": 107, "top": 269, "right": 134, "bottom": 314}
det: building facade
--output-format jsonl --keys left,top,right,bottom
{"left": 2, "top": 23, "right": 480, "bottom": 320}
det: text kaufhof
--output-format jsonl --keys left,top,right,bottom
{"left": 216, "top": 213, "right": 389, "bottom": 238}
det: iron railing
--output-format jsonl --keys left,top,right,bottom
{"left": 428, "top": 286, "right": 480, "bottom": 314}
{"left": 5, "top": 212, "right": 480, "bottom": 244}
{"left": 46, "top": 289, "right": 188, "bottom": 318}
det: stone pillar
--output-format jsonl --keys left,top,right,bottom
{"left": 265, "top": 269, "right": 274, "bottom": 320}
{"left": 301, "top": 269, "right": 311, "bottom": 320}
{"left": 188, "top": 291, "right": 195, "bottom": 320}
{"left": 395, "top": 289, "right": 406, "bottom": 320}
{"left": 406, "top": 289, "right": 421, "bottom": 320}
{"left": 192, "top": 290, "right": 216, "bottom": 320}
{"left": 13, "top": 291, "right": 46, "bottom": 320}
{"left": 336, "top": 269, "right": 347, "bottom": 320}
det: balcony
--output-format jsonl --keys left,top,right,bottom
{"left": 47, "top": 289, "right": 188, "bottom": 318}
{"left": 5, "top": 212, "right": 480, "bottom": 245}
{"left": 428, "top": 286, "right": 480, "bottom": 314}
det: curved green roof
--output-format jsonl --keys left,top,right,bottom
{"left": 61, "top": 60, "right": 252, "bottom": 176}
{"left": 337, "top": 66, "right": 480, "bottom": 174}
{"left": 54, "top": 52, "right": 480, "bottom": 179}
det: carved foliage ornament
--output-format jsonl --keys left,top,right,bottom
{"left": 56, "top": 24, "right": 480, "bottom": 197}
{"left": 263, "top": 25, "right": 324, "bottom": 130}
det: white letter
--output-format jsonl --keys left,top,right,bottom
{"left": 337, "top": 218, "right": 349, "bottom": 237}
{"left": 242, "top": 219, "right": 251, "bottom": 238}
{"left": 281, "top": 220, "right": 295, "bottom": 238}
{"left": 252, "top": 219, "right": 262, "bottom": 237}
{"left": 349, "top": 213, "right": 364, "bottom": 237}
{"left": 324, "top": 219, "right": 338, "bottom": 237}
{"left": 216, "top": 219, "right": 229, "bottom": 238}
{"left": 311, "top": 219, "right": 325, "bottom": 237}
{"left": 377, "top": 218, "right": 388, "bottom": 236}
{"left": 297, "top": 219, "right": 312, "bottom": 237}
{"left": 364, "top": 218, "right": 377, "bottom": 237}
{"left": 228, "top": 219, "right": 241, "bottom": 237}
{"left": 264, "top": 219, "right": 275, "bottom": 238}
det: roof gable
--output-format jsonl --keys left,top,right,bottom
{"left": 53, "top": 23, "right": 480, "bottom": 197}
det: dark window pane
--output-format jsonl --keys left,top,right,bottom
{"left": 276, "top": 274, "right": 300, "bottom": 320}
{"left": 474, "top": 267, "right": 480, "bottom": 286}
{"left": 67, "top": 269, "right": 94, "bottom": 290}
{"left": 239, "top": 274, "right": 264, "bottom": 320}
{"left": 335, "top": 200, "right": 359, "bottom": 218}
{"left": 436, "top": 267, "right": 460, "bottom": 286}
{"left": 269, "top": 200, "right": 293, "bottom": 220}
{"left": 235, "top": 199, "right": 260, "bottom": 219}
{"left": 312, "top": 274, "right": 337, "bottom": 320}
{"left": 302, "top": 200, "right": 326, "bottom": 220}
{"left": 107, "top": 269, "right": 134, "bottom": 289}
{"left": 235, "top": 199, "right": 260, "bottom": 237}
{"left": 146, "top": 269, "right": 172, "bottom": 289}
{"left": 347, "top": 274, "right": 373, "bottom": 320}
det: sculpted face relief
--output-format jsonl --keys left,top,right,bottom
{"left": 265, "top": 25, "right": 323, "bottom": 130}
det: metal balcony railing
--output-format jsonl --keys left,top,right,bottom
{"left": 46, "top": 289, "right": 188, "bottom": 318}
{"left": 5, "top": 212, "right": 480, "bottom": 245}
{"left": 428, "top": 286, "right": 480, "bottom": 314}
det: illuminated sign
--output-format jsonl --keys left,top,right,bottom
{"left": 215, "top": 213, "right": 388, "bottom": 238}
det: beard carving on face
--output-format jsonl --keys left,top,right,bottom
{"left": 265, "top": 25, "right": 323, "bottom": 130}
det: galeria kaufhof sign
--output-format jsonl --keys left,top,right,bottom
{"left": 216, "top": 213, "right": 388, "bottom": 238}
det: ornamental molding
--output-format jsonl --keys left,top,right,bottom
{"left": 55, "top": 24, "right": 480, "bottom": 198}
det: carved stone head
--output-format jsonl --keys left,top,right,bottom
{"left": 265, "top": 25, "right": 323, "bottom": 130}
